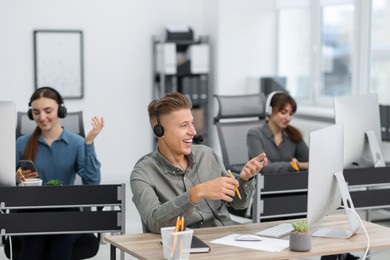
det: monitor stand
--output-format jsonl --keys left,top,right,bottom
{"left": 311, "top": 171, "right": 361, "bottom": 239}
{"left": 365, "top": 130, "right": 386, "bottom": 167}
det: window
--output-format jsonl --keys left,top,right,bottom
{"left": 370, "top": 0, "right": 390, "bottom": 104}
{"left": 320, "top": 4, "right": 354, "bottom": 97}
{"left": 277, "top": 7, "right": 311, "bottom": 100}
{"left": 277, "top": 0, "right": 358, "bottom": 108}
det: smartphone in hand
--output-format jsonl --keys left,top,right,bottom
{"left": 19, "top": 160, "right": 37, "bottom": 172}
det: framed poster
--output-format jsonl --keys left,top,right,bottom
{"left": 33, "top": 30, "right": 84, "bottom": 99}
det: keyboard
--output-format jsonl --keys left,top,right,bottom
{"left": 255, "top": 223, "right": 294, "bottom": 238}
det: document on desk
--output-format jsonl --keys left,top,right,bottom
{"left": 210, "top": 234, "right": 289, "bottom": 252}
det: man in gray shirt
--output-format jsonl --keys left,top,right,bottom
{"left": 131, "top": 92, "right": 268, "bottom": 233}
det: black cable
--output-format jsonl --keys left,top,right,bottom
{"left": 162, "top": 138, "right": 225, "bottom": 226}
{"left": 193, "top": 161, "right": 225, "bottom": 226}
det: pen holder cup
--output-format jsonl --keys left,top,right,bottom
{"left": 21, "top": 178, "right": 42, "bottom": 186}
{"left": 161, "top": 227, "right": 193, "bottom": 260}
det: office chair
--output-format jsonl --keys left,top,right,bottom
{"left": 213, "top": 93, "right": 266, "bottom": 219}
{"left": 3, "top": 234, "right": 100, "bottom": 260}
{"left": 16, "top": 111, "right": 85, "bottom": 139}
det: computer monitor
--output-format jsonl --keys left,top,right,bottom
{"left": 260, "top": 77, "right": 287, "bottom": 95}
{"left": 307, "top": 124, "right": 360, "bottom": 238}
{"left": 334, "top": 94, "right": 385, "bottom": 168}
{"left": 0, "top": 101, "right": 16, "bottom": 186}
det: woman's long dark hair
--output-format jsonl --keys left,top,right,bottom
{"left": 270, "top": 92, "right": 303, "bottom": 143}
{"left": 22, "top": 87, "right": 62, "bottom": 161}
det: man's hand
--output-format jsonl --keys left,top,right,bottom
{"left": 189, "top": 176, "right": 239, "bottom": 204}
{"left": 239, "top": 153, "right": 268, "bottom": 181}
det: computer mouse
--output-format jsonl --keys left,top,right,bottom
{"left": 235, "top": 234, "right": 262, "bottom": 241}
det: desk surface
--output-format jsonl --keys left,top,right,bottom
{"left": 104, "top": 214, "right": 390, "bottom": 260}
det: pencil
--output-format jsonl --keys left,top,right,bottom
{"left": 18, "top": 169, "right": 26, "bottom": 183}
{"left": 180, "top": 216, "right": 184, "bottom": 231}
{"left": 290, "top": 159, "right": 300, "bottom": 172}
{"left": 171, "top": 216, "right": 181, "bottom": 257}
{"left": 228, "top": 169, "right": 241, "bottom": 199}
{"left": 179, "top": 216, "right": 184, "bottom": 256}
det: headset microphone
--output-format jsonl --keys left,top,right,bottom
{"left": 193, "top": 134, "right": 204, "bottom": 144}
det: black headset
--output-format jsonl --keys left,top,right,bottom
{"left": 153, "top": 110, "right": 203, "bottom": 143}
{"left": 153, "top": 110, "right": 164, "bottom": 137}
{"left": 28, "top": 87, "right": 68, "bottom": 120}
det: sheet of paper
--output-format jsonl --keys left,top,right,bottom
{"left": 210, "top": 234, "right": 289, "bottom": 252}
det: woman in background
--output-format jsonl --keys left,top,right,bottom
{"left": 15, "top": 86, "right": 104, "bottom": 260}
{"left": 247, "top": 91, "right": 308, "bottom": 174}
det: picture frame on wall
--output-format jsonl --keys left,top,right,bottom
{"left": 33, "top": 30, "right": 84, "bottom": 99}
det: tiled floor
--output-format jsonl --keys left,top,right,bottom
{"left": 2, "top": 184, "right": 390, "bottom": 259}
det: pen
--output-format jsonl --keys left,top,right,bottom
{"left": 228, "top": 169, "right": 241, "bottom": 199}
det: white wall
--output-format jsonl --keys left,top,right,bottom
{"left": 207, "top": 0, "right": 276, "bottom": 150}
{"left": 0, "top": 0, "right": 276, "bottom": 184}
{"left": 214, "top": 0, "right": 276, "bottom": 95}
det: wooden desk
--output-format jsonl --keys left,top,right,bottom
{"left": 104, "top": 214, "right": 390, "bottom": 260}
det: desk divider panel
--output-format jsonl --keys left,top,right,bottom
{"left": 0, "top": 184, "right": 126, "bottom": 236}
{"left": 254, "top": 167, "right": 390, "bottom": 222}
{"left": 0, "top": 184, "right": 123, "bottom": 208}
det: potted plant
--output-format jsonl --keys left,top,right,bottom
{"left": 46, "top": 179, "right": 63, "bottom": 186}
{"left": 289, "top": 220, "right": 311, "bottom": 252}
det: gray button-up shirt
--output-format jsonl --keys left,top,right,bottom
{"left": 130, "top": 145, "right": 254, "bottom": 233}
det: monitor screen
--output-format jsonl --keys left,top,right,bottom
{"left": 334, "top": 94, "right": 384, "bottom": 168}
{"left": 307, "top": 124, "right": 343, "bottom": 227}
{"left": 307, "top": 124, "right": 360, "bottom": 238}
{"left": 0, "top": 101, "right": 16, "bottom": 186}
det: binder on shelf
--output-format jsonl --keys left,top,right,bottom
{"left": 155, "top": 43, "right": 176, "bottom": 75}
{"left": 191, "top": 77, "right": 200, "bottom": 108}
{"left": 192, "top": 108, "right": 205, "bottom": 135}
{"left": 199, "top": 75, "right": 208, "bottom": 105}
{"left": 181, "top": 77, "right": 192, "bottom": 101}
{"left": 187, "top": 44, "right": 209, "bottom": 74}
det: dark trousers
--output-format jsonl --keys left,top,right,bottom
{"left": 16, "top": 234, "right": 81, "bottom": 260}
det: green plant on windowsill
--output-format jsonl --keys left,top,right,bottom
{"left": 46, "top": 179, "right": 63, "bottom": 186}
{"left": 292, "top": 220, "right": 310, "bottom": 234}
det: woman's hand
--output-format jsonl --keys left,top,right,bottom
{"left": 85, "top": 116, "right": 104, "bottom": 144}
{"left": 16, "top": 168, "right": 39, "bottom": 183}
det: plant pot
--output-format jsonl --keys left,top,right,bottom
{"left": 289, "top": 231, "right": 311, "bottom": 252}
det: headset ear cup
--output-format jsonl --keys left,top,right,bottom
{"left": 265, "top": 91, "right": 283, "bottom": 117}
{"left": 58, "top": 105, "right": 67, "bottom": 118}
{"left": 28, "top": 109, "right": 33, "bottom": 120}
{"left": 153, "top": 124, "right": 164, "bottom": 137}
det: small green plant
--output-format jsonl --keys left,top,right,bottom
{"left": 46, "top": 179, "right": 63, "bottom": 186}
{"left": 292, "top": 220, "right": 309, "bottom": 234}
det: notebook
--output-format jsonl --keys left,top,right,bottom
{"left": 191, "top": 235, "right": 210, "bottom": 253}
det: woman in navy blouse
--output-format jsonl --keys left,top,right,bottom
{"left": 15, "top": 86, "right": 104, "bottom": 260}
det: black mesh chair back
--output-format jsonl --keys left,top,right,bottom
{"left": 214, "top": 94, "right": 266, "bottom": 173}
{"left": 16, "top": 111, "right": 85, "bottom": 139}
{"left": 214, "top": 93, "right": 266, "bottom": 120}
{"left": 214, "top": 94, "right": 266, "bottom": 219}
